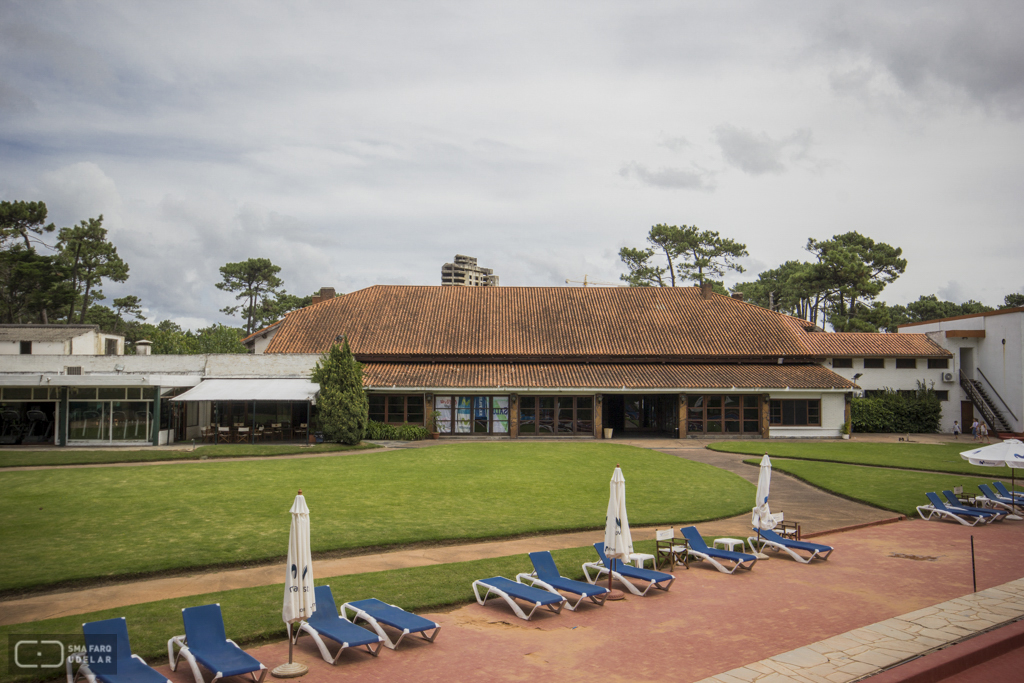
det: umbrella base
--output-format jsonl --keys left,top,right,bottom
{"left": 606, "top": 588, "right": 626, "bottom": 600}
{"left": 271, "top": 662, "right": 308, "bottom": 678}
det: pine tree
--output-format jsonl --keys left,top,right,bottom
{"left": 311, "top": 337, "right": 368, "bottom": 445}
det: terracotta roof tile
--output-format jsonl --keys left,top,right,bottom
{"left": 266, "top": 285, "right": 814, "bottom": 361}
{"left": 361, "top": 362, "right": 856, "bottom": 390}
{"left": 792, "top": 327, "right": 951, "bottom": 358}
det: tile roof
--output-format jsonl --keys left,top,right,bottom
{"left": 792, "top": 328, "right": 951, "bottom": 358}
{"left": 266, "top": 285, "right": 815, "bottom": 361}
{"left": 362, "top": 362, "right": 857, "bottom": 390}
{"left": 897, "top": 306, "right": 1024, "bottom": 328}
{"left": 0, "top": 324, "right": 101, "bottom": 343}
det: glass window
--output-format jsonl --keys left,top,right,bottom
{"left": 5, "top": 387, "right": 32, "bottom": 400}
{"left": 935, "top": 390, "right": 949, "bottom": 401}
{"left": 436, "top": 396, "right": 452, "bottom": 433}
{"left": 69, "top": 387, "right": 96, "bottom": 400}
{"left": 576, "top": 396, "right": 593, "bottom": 435}
{"left": 864, "top": 358, "right": 885, "bottom": 369}
{"left": 406, "top": 395, "right": 424, "bottom": 424}
{"left": 387, "top": 395, "right": 405, "bottom": 423}
{"left": 368, "top": 395, "right": 386, "bottom": 422}
{"left": 895, "top": 358, "right": 917, "bottom": 369}
{"left": 68, "top": 401, "right": 108, "bottom": 440}
{"left": 111, "top": 402, "right": 150, "bottom": 441}
{"left": 98, "top": 388, "right": 125, "bottom": 400}
{"left": 927, "top": 359, "right": 949, "bottom": 369}
{"left": 473, "top": 396, "right": 490, "bottom": 433}
{"left": 126, "top": 388, "right": 142, "bottom": 400}
{"left": 492, "top": 396, "right": 509, "bottom": 433}
{"left": 455, "top": 396, "right": 472, "bottom": 433}
{"left": 538, "top": 397, "right": 555, "bottom": 433}
{"left": 832, "top": 358, "right": 853, "bottom": 368}
{"left": 769, "top": 400, "right": 821, "bottom": 426}
{"left": 519, "top": 396, "right": 535, "bottom": 433}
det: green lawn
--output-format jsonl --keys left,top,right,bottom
{"left": 746, "top": 458, "right": 1015, "bottom": 517}
{"left": 712, "top": 440, "right": 999, "bottom": 476}
{"left": 0, "top": 542, "right": 635, "bottom": 683}
{"left": 0, "top": 443, "right": 752, "bottom": 592}
{"left": 0, "top": 443, "right": 379, "bottom": 468}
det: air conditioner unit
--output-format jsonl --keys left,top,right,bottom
{"left": 941, "top": 372, "right": 955, "bottom": 383}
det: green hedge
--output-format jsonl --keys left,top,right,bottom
{"left": 364, "top": 419, "right": 431, "bottom": 440}
{"left": 851, "top": 386, "right": 941, "bottom": 433}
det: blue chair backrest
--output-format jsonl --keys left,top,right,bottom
{"left": 942, "top": 491, "right": 961, "bottom": 506}
{"left": 925, "top": 492, "right": 949, "bottom": 510}
{"left": 183, "top": 604, "right": 228, "bottom": 646}
{"left": 528, "top": 551, "right": 561, "bottom": 580}
{"left": 309, "top": 586, "right": 337, "bottom": 625}
{"left": 82, "top": 617, "right": 133, "bottom": 669}
{"left": 679, "top": 526, "right": 708, "bottom": 550}
{"left": 594, "top": 542, "right": 610, "bottom": 566}
{"left": 994, "top": 482, "right": 1019, "bottom": 498}
{"left": 979, "top": 484, "right": 999, "bottom": 500}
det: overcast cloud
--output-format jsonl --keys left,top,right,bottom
{"left": 1, "top": 1, "right": 1022, "bottom": 328}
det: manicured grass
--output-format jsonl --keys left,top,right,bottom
{"left": 0, "top": 542, "right": 643, "bottom": 683}
{"left": 746, "top": 458, "right": 1018, "bottom": 517}
{"left": 0, "top": 443, "right": 752, "bottom": 592}
{"left": 0, "top": 443, "right": 379, "bottom": 468}
{"left": 711, "top": 440, "right": 999, "bottom": 476}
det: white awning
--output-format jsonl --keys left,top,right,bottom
{"left": 171, "top": 379, "right": 319, "bottom": 402}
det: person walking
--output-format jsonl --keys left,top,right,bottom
{"left": 952, "top": 420, "right": 961, "bottom": 439}
{"left": 979, "top": 421, "right": 989, "bottom": 443}
{"left": 971, "top": 419, "right": 980, "bottom": 440}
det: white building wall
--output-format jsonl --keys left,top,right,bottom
{"left": 768, "top": 392, "right": 846, "bottom": 438}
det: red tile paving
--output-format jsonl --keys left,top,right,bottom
{"left": 152, "top": 519, "right": 1024, "bottom": 683}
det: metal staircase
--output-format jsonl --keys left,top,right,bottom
{"left": 960, "top": 369, "right": 1012, "bottom": 433}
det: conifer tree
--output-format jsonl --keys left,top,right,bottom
{"left": 311, "top": 337, "right": 368, "bottom": 445}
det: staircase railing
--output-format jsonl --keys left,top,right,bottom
{"left": 976, "top": 368, "right": 1019, "bottom": 422}
{"left": 960, "top": 370, "right": 1007, "bottom": 432}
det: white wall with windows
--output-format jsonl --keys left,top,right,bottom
{"left": 767, "top": 392, "right": 846, "bottom": 438}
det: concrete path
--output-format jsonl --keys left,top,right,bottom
{"left": 140, "top": 520, "right": 1024, "bottom": 683}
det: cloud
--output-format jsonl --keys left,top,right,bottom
{"left": 714, "top": 125, "right": 813, "bottom": 175}
{"left": 38, "top": 162, "right": 123, "bottom": 231}
{"left": 937, "top": 280, "right": 966, "bottom": 303}
{"left": 619, "top": 161, "right": 712, "bottom": 190}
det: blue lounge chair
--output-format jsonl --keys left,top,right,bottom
{"left": 679, "top": 526, "right": 757, "bottom": 573}
{"left": 168, "top": 604, "right": 267, "bottom": 683}
{"left": 978, "top": 484, "right": 1024, "bottom": 513}
{"left": 994, "top": 481, "right": 1024, "bottom": 503}
{"left": 942, "top": 490, "right": 1008, "bottom": 522}
{"left": 72, "top": 618, "right": 171, "bottom": 683}
{"left": 582, "top": 542, "right": 675, "bottom": 596}
{"left": 916, "top": 492, "right": 994, "bottom": 527}
{"left": 340, "top": 598, "right": 440, "bottom": 650}
{"left": 746, "top": 528, "right": 834, "bottom": 564}
{"left": 472, "top": 576, "right": 566, "bottom": 621}
{"left": 294, "top": 586, "right": 383, "bottom": 664}
{"left": 517, "top": 551, "right": 608, "bottom": 611}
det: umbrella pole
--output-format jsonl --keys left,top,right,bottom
{"left": 271, "top": 622, "right": 307, "bottom": 677}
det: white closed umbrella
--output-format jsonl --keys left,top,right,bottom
{"left": 603, "top": 465, "right": 633, "bottom": 600}
{"left": 961, "top": 439, "right": 1024, "bottom": 500}
{"left": 272, "top": 490, "right": 315, "bottom": 678}
{"left": 750, "top": 454, "right": 776, "bottom": 559}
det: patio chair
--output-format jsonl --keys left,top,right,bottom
{"left": 679, "top": 526, "right": 757, "bottom": 574}
{"left": 654, "top": 528, "right": 687, "bottom": 571}
{"left": 168, "top": 604, "right": 267, "bottom": 683}
{"left": 746, "top": 528, "right": 834, "bottom": 564}
{"left": 72, "top": 617, "right": 171, "bottom": 683}
{"left": 217, "top": 427, "right": 231, "bottom": 443}
{"left": 340, "top": 598, "right": 440, "bottom": 650}
{"left": 993, "top": 481, "right": 1024, "bottom": 503}
{"left": 977, "top": 484, "right": 1024, "bottom": 513}
{"left": 233, "top": 427, "right": 251, "bottom": 443}
{"left": 941, "top": 490, "right": 1008, "bottom": 522}
{"left": 517, "top": 551, "right": 608, "bottom": 611}
{"left": 293, "top": 585, "right": 383, "bottom": 664}
{"left": 582, "top": 542, "right": 675, "bottom": 596}
{"left": 917, "top": 492, "right": 995, "bottom": 527}
{"left": 472, "top": 576, "right": 565, "bottom": 621}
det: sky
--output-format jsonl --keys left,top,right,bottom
{"left": 2, "top": 1, "right": 1023, "bottom": 330}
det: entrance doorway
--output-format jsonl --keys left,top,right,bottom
{"left": 602, "top": 394, "right": 677, "bottom": 436}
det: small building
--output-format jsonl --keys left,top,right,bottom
{"left": 0, "top": 324, "right": 124, "bottom": 356}
{"left": 441, "top": 254, "right": 499, "bottom": 287}
{"left": 898, "top": 307, "right": 1024, "bottom": 435}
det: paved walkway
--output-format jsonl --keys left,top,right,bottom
{"left": 139, "top": 520, "right": 1024, "bottom": 683}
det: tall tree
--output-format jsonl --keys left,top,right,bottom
{"left": 254, "top": 292, "right": 314, "bottom": 331}
{"left": 216, "top": 258, "right": 284, "bottom": 334}
{"left": 619, "top": 224, "right": 748, "bottom": 288}
{"left": 0, "top": 200, "right": 55, "bottom": 249}
{"left": 1001, "top": 293, "right": 1024, "bottom": 309}
{"left": 55, "top": 216, "right": 129, "bottom": 324}
{"left": 311, "top": 336, "right": 368, "bottom": 445}
{"left": 0, "top": 245, "right": 74, "bottom": 323}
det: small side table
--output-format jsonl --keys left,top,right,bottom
{"left": 628, "top": 553, "right": 656, "bottom": 569}
{"left": 713, "top": 538, "right": 744, "bottom": 552}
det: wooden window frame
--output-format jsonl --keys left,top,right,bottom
{"left": 832, "top": 358, "right": 853, "bottom": 368}
{"left": 927, "top": 359, "right": 949, "bottom": 369}
{"left": 769, "top": 399, "right": 821, "bottom": 427}
{"left": 895, "top": 358, "right": 917, "bottom": 369}
{"left": 863, "top": 358, "right": 885, "bottom": 369}
{"left": 369, "top": 394, "right": 425, "bottom": 425}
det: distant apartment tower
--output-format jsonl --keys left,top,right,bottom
{"left": 441, "top": 254, "right": 499, "bottom": 287}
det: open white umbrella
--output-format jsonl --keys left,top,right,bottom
{"left": 603, "top": 465, "right": 633, "bottom": 600}
{"left": 961, "top": 439, "right": 1024, "bottom": 496}
{"left": 272, "top": 490, "right": 315, "bottom": 678}
{"left": 750, "top": 454, "right": 776, "bottom": 559}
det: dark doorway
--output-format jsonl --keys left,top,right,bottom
{"left": 602, "top": 394, "right": 677, "bottom": 436}
{"left": 961, "top": 401, "right": 974, "bottom": 430}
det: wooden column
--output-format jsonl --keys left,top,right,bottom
{"left": 761, "top": 394, "right": 771, "bottom": 439}
{"left": 844, "top": 393, "right": 853, "bottom": 436}
{"left": 678, "top": 394, "right": 687, "bottom": 439}
{"left": 509, "top": 394, "right": 519, "bottom": 439}
{"left": 594, "top": 394, "right": 603, "bottom": 438}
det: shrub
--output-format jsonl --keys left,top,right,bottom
{"left": 851, "top": 383, "right": 941, "bottom": 433}
{"left": 364, "top": 420, "right": 430, "bottom": 441}
{"left": 311, "top": 337, "right": 368, "bottom": 445}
